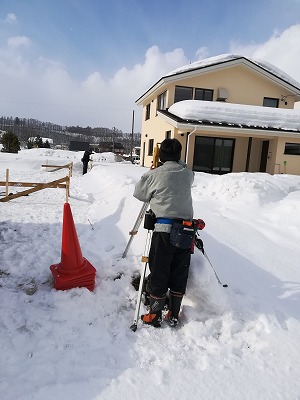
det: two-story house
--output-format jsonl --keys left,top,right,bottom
{"left": 136, "top": 54, "right": 300, "bottom": 175}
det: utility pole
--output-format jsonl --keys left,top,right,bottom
{"left": 112, "top": 126, "right": 116, "bottom": 153}
{"left": 130, "top": 110, "right": 135, "bottom": 163}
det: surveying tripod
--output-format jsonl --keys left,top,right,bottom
{"left": 121, "top": 144, "right": 161, "bottom": 331}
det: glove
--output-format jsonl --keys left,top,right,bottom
{"left": 194, "top": 219, "right": 205, "bottom": 230}
{"left": 195, "top": 238, "right": 204, "bottom": 254}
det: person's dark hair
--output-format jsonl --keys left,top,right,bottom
{"left": 159, "top": 138, "right": 182, "bottom": 162}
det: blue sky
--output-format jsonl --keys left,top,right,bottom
{"left": 0, "top": 0, "right": 300, "bottom": 132}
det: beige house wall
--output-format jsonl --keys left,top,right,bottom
{"left": 232, "top": 137, "right": 249, "bottom": 171}
{"left": 164, "top": 65, "right": 294, "bottom": 109}
{"left": 275, "top": 137, "right": 300, "bottom": 175}
{"left": 141, "top": 115, "right": 173, "bottom": 166}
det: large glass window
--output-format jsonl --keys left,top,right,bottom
{"left": 174, "top": 86, "right": 213, "bottom": 103}
{"left": 145, "top": 103, "right": 150, "bottom": 120}
{"left": 284, "top": 143, "right": 300, "bottom": 155}
{"left": 174, "top": 86, "right": 193, "bottom": 103}
{"left": 148, "top": 139, "right": 154, "bottom": 156}
{"left": 263, "top": 97, "right": 279, "bottom": 108}
{"left": 193, "top": 136, "right": 235, "bottom": 174}
{"left": 157, "top": 91, "right": 167, "bottom": 110}
{"left": 195, "top": 88, "right": 213, "bottom": 101}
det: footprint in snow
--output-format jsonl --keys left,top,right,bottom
{"left": 105, "top": 245, "right": 115, "bottom": 252}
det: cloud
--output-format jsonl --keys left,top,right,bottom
{"left": 5, "top": 13, "right": 17, "bottom": 23}
{"left": 7, "top": 35, "right": 31, "bottom": 49}
{"left": 1, "top": 25, "right": 300, "bottom": 131}
{"left": 229, "top": 24, "right": 300, "bottom": 83}
{"left": 111, "top": 46, "right": 187, "bottom": 93}
{"left": 195, "top": 47, "right": 209, "bottom": 61}
{"left": 0, "top": 36, "right": 31, "bottom": 78}
{"left": 0, "top": 43, "right": 187, "bottom": 131}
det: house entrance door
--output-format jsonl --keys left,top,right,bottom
{"left": 193, "top": 136, "right": 235, "bottom": 174}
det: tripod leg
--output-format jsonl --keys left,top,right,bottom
{"left": 122, "top": 202, "right": 149, "bottom": 258}
{"left": 130, "top": 261, "right": 148, "bottom": 332}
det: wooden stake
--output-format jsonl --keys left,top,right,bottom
{"left": 65, "top": 176, "right": 70, "bottom": 203}
{"left": 0, "top": 176, "right": 68, "bottom": 203}
{"left": 6, "top": 169, "right": 9, "bottom": 197}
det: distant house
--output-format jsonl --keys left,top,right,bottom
{"left": 28, "top": 137, "right": 53, "bottom": 147}
{"left": 98, "top": 142, "right": 125, "bottom": 155}
{"left": 133, "top": 146, "right": 141, "bottom": 156}
{"left": 69, "top": 141, "right": 90, "bottom": 151}
{"left": 136, "top": 54, "right": 300, "bottom": 175}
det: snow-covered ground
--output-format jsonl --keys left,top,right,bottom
{"left": 1, "top": 149, "right": 300, "bottom": 400}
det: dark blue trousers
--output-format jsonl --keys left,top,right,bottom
{"left": 148, "top": 231, "right": 191, "bottom": 297}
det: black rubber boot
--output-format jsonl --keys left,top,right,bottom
{"left": 166, "top": 291, "right": 183, "bottom": 327}
{"left": 141, "top": 295, "right": 165, "bottom": 328}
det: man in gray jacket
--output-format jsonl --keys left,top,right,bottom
{"left": 133, "top": 138, "right": 194, "bottom": 327}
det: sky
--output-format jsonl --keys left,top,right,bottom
{"left": 0, "top": 0, "right": 300, "bottom": 132}
{"left": 1, "top": 148, "right": 300, "bottom": 399}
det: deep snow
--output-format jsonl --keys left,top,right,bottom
{"left": 168, "top": 100, "right": 300, "bottom": 132}
{"left": 1, "top": 149, "right": 300, "bottom": 400}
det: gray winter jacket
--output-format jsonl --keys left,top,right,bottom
{"left": 133, "top": 161, "right": 194, "bottom": 231}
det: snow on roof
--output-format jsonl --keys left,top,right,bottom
{"left": 166, "top": 54, "right": 237, "bottom": 76}
{"left": 166, "top": 54, "right": 300, "bottom": 90}
{"left": 28, "top": 137, "right": 54, "bottom": 144}
{"left": 168, "top": 100, "right": 300, "bottom": 131}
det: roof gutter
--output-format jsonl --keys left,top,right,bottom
{"left": 157, "top": 111, "right": 300, "bottom": 138}
{"left": 177, "top": 123, "right": 300, "bottom": 138}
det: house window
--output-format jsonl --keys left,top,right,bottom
{"left": 195, "top": 88, "right": 213, "bottom": 101}
{"left": 148, "top": 139, "right": 154, "bottom": 156}
{"left": 174, "top": 86, "right": 193, "bottom": 103}
{"left": 193, "top": 136, "right": 235, "bottom": 174}
{"left": 157, "top": 91, "right": 167, "bottom": 110}
{"left": 263, "top": 97, "right": 279, "bottom": 108}
{"left": 145, "top": 103, "right": 150, "bottom": 120}
{"left": 165, "top": 130, "right": 171, "bottom": 139}
{"left": 284, "top": 143, "right": 300, "bottom": 155}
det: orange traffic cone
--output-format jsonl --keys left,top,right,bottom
{"left": 50, "top": 203, "right": 96, "bottom": 291}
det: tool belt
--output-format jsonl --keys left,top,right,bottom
{"left": 169, "top": 220, "right": 195, "bottom": 249}
{"left": 156, "top": 218, "right": 195, "bottom": 249}
{"left": 144, "top": 212, "right": 205, "bottom": 249}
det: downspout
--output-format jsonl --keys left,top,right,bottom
{"left": 185, "top": 125, "right": 198, "bottom": 165}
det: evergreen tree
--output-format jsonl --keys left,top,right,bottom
{"left": 1, "top": 131, "right": 20, "bottom": 153}
{"left": 27, "top": 138, "right": 34, "bottom": 149}
{"left": 35, "top": 135, "right": 43, "bottom": 148}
